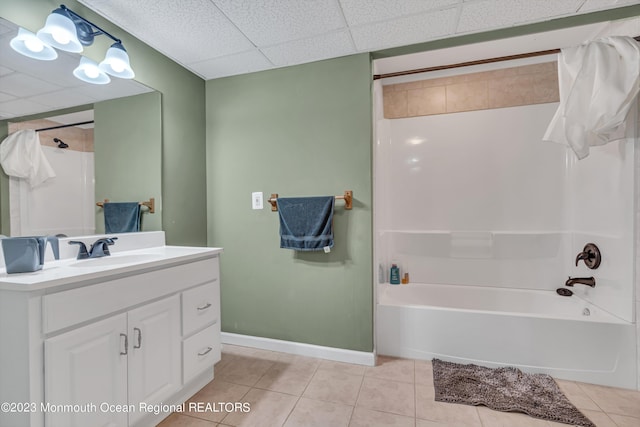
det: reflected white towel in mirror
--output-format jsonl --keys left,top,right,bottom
{"left": 543, "top": 36, "right": 640, "bottom": 159}
{"left": 0, "top": 129, "right": 56, "bottom": 187}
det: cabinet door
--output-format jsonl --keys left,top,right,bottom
{"left": 127, "top": 295, "right": 181, "bottom": 425}
{"left": 45, "top": 314, "right": 128, "bottom": 427}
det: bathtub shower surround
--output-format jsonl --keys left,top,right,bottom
{"left": 374, "top": 61, "right": 638, "bottom": 389}
{"left": 7, "top": 119, "right": 95, "bottom": 237}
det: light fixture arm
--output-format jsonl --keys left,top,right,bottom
{"left": 59, "top": 4, "right": 122, "bottom": 45}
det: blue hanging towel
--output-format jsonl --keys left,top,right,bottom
{"left": 277, "top": 196, "right": 334, "bottom": 251}
{"left": 104, "top": 202, "right": 141, "bottom": 233}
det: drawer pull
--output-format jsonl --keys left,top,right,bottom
{"left": 134, "top": 327, "right": 142, "bottom": 349}
{"left": 197, "top": 302, "right": 212, "bottom": 311}
{"left": 198, "top": 346, "right": 213, "bottom": 357}
{"left": 120, "top": 333, "right": 128, "bottom": 356}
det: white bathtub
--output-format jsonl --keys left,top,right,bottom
{"left": 376, "top": 283, "right": 637, "bottom": 389}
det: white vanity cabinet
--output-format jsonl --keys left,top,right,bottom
{"left": 45, "top": 295, "right": 181, "bottom": 427}
{"left": 0, "top": 244, "right": 222, "bottom": 427}
{"left": 44, "top": 313, "right": 129, "bottom": 427}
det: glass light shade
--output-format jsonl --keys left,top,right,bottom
{"left": 99, "top": 43, "right": 135, "bottom": 79}
{"left": 73, "top": 56, "right": 111, "bottom": 84}
{"left": 10, "top": 27, "right": 58, "bottom": 60}
{"left": 36, "top": 9, "right": 83, "bottom": 53}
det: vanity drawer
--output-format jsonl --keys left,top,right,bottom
{"left": 183, "top": 324, "right": 218, "bottom": 384}
{"left": 182, "top": 281, "right": 219, "bottom": 336}
{"left": 43, "top": 257, "right": 218, "bottom": 334}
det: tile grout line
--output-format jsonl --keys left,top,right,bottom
{"left": 346, "top": 371, "right": 366, "bottom": 426}
{"left": 279, "top": 360, "right": 322, "bottom": 427}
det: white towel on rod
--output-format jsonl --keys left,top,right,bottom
{"left": 0, "top": 129, "right": 56, "bottom": 187}
{"left": 543, "top": 36, "right": 640, "bottom": 159}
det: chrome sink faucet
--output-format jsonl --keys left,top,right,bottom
{"left": 69, "top": 237, "right": 118, "bottom": 260}
{"left": 565, "top": 276, "right": 596, "bottom": 288}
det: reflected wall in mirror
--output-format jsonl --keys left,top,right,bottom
{"left": 0, "top": 17, "right": 162, "bottom": 237}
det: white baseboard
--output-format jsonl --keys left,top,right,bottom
{"left": 221, "top": 332, "right": 375, "bottom": 366}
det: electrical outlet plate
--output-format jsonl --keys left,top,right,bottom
{"left": 252, "top": 192, "right": 263, "bottom": 210}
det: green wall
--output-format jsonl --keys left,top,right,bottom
{"left": 1, "top": 0, "right": 207, "bottom": 245}
{"left": 206, "top": 54, "right": 373, "bottom": 352}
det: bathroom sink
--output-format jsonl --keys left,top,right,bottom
{"left": 69, "top": 253, "right": 159, "bottom": 268}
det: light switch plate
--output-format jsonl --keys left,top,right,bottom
{"left": 252, "top": 192, "right": 263, "bottom": 210}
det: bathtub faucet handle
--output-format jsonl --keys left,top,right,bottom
{"left": 575, "top": 243, "right": 601, "bottom": 269}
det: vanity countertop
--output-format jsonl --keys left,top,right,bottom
{"left": 0, "top": 245, "right": 223, "bottom": 292}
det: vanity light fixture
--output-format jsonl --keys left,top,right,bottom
{"left": 10, "top": 4, "right": 135, "bottom": 84}
{"left": 9, "top": 28, "right": 58, "bottom": 60}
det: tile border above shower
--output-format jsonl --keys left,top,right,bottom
{"left": 382, "top": 61, "right": 559, "bottom": 119}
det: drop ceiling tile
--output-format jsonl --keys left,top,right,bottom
{"left": 0, "top": 98, "right": 52, "bottom": 117}
{"left": 351, "top": 7, "right": 458, "bottom": 51}
{"left": 457, "top": 0, "right": 584, "bottom": 34}
{"left": 0, "top": 92, "right": 16, "bottom": 102}
{"left": 580, "top": 0, "right": 640, "bottom": 12}
{"left": 262, "top": 31, "right": 356, "bottom": 67}
{"left": 47, "top": 110, "right": 95, "bottom": 125}
{"left": 213, "top": 0, "right": 346, "bottom": 46}
{"left": 75, "top": 78, "right": 153, "bottom": 102}
{"left": 188, "top": 50, "right": 274, "bottom": 80}
{"left": 339, "top": 0, "right": 460, "bottom": 26}
{"left": 79, "top": 0, "right": 254, "bottom": 63}
{"left": 0, "top": 65, "right": 12, "bottom": 76}
{"left": 27, "top": 90, "right": 96, "bottom": 109}
{"left": 0, "top": 73, "right": 62, "bottom": 97}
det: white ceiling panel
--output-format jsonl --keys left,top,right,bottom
{"left": 581, "top": 0, "right": 640, "bottom": 12}
{"left": 79, "top": 0, "right": 255, "bottom": 64}
{"left": 0, "top": 92, "right": 16, "bottom": 103}
{"left": 47, "top": 110, "right": 95, "bottom": 127}
{"left": 75, "top": 78, "right": 152, "bottom": 101}
{"left": 27, "top": 90, "right": 96, "bottom": 110}
{"left": 189, "top": 50, "right": 274, "bottom": 80}
{"left": 351, "top": 7, "right": 459, "bottom": 51}
{"left": 340, "top": 0, "right": 460, "bottom": 26}
{"left": 0, "top": 73, "right": 62, "bottom": 98}
{"left": 0, "top": 98, "right": 52, "bottom": 117}
{"left": 213, "top": 0, "right": 346, "bottom": 46}
{"left": 457, "top": 0, "right": 585, "bottom": 34}
{"left": 262, "top": 31, "right": 356, "bottom": 67}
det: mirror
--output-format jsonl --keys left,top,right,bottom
{"left": 0, "top": 17, "right": 162, "bottom": 237}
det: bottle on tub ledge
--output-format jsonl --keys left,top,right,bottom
{"left": 390, "top": 263, "right": 401, "bottom": 285}
{"left": 401, "top": 272, "right": 410, "bottom": 285}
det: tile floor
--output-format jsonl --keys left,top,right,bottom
{"left": 158, "top": 344, "right": 640, "bottom": 427}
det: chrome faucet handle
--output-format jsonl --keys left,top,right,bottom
{"left": 89, "top": 237, "right": 118, "bottom": 258}
{"left": 68, "top": 241, "right": 89, "bottom": 260}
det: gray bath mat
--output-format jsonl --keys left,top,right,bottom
{"left": 432, "top": 359, "right": 595, "bottom": 427}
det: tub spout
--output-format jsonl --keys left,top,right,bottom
{"left": 565, "top": 276, "right": 596, "bottom": 288}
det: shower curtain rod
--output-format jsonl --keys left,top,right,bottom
{"left": 34, "top": 120, "right": 94, "bottom": 132}
{"left": 372, "top": 35, "right": 640, "bottom": 80}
